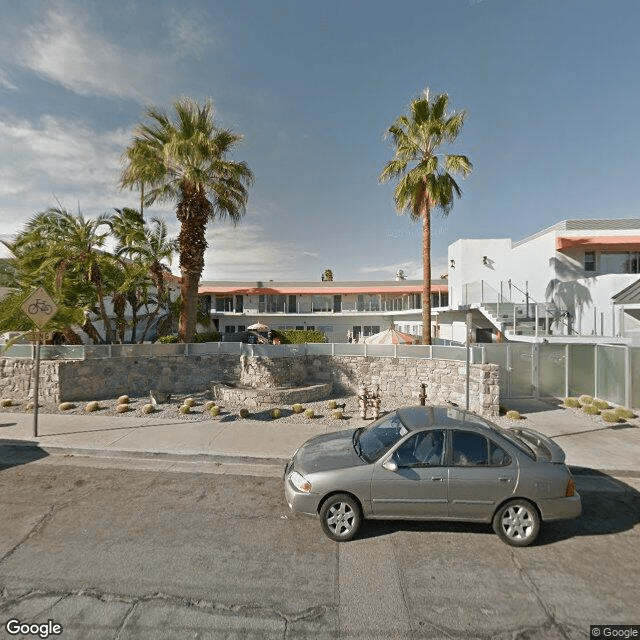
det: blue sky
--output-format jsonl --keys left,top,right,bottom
{"left": 1, "top": 0, "right": 639, "bottom": 281}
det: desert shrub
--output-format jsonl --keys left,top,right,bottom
{"left": 304, "top": 408, "right": 315, "bottom": 419}
{"left": 1, "top": 399, "right": 12, "bottom": 407}
{"left": 582, "top": 405, "right": 600, "bottom": 416}
{"left": 204, "top": 401, "right": 216, "bottom": 411}
{"left": 117, "top": 404, "right": 129, "bottom": 413}
{"left": 271, "top": 408, "right": 282, "bottom": 419}
{"left": 157, "top": 335, "right": 179, "bottom": 343}
{"left": 209, "top": 405, "right": 221, "bottom": 417}
{"left": 332, "top": 410, "right": 343, "bottom": 420}
{"left": 179, "top": 404, "right": 191, "bottom": 414}
{"left": 192, "top": 331, "right": 221, "bottom": 343}
{"left": 239, "top": 407, "right": 250, "bottom": 418}
{"left": 118, "top": 395, "right": 130, "bottom": 404}
{"left": 602, "top": 411, "right": 622, "bottom": 424}
{"left": 183, "top": 397, "right": 195, "bottom": 407}
{"left": 579, "top": 395, "right": 593, "bottom": 405}
{"left": 270, "top": 329, "right": 326, "bottom": 344}
{"left": 59, "top": 402, "right": 75, "bottom": 411}
{"left": 85, "top": 401, "right": 100, "bottom": 412}
{"left": 142, "top": 404, "right": 155, "bottom": 414}
{"left": 564, "top": 397, "right": 581, "bottom": 408}
{"left": 592, "top": 399, "right": 610, "bottom": 410}
{"left": 327, "top": 400, "right": 338, "bottom": 410}
{"left": 506, "top": 410, "right": 521, "bottom": 420}
{"left": 614, "top": 407, "right": 635, "bottom": 419}
{"left": 292, "top": 404, "right": 304, "bottom": 414}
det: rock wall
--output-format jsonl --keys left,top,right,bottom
{"left": 0, "top": 354, "right": 500, "bottom": 416}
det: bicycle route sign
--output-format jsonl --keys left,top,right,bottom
{"left": 21, "top": 286, "right": 58, "bottom": 329}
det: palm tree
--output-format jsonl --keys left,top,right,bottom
{"left": 379, "top": 89, "right": 472, "bottom": 344}
{"left": 120, "top": 98, "right": 254, "bottom": 342}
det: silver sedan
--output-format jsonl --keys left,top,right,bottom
{"left": 284, "top": 405, "right": 581, "bottom": 546}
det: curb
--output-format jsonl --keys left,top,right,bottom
{"left": 0, "top": 442, "right": 288, "bottom": 468}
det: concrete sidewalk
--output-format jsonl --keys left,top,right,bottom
{"left": 1, "top": 400, "right": 639, "bottom": 476}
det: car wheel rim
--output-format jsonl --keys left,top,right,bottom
{"left": 326, "top": 501, "right": 355, "bottom": 537}
{"left": 501, "top": 505, "right": 535, "bottom": 540}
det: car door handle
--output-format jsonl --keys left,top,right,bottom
{"left": 498, "top": 477, "right": 511, "bottom": 482}
{"left": 431, "top": 477, "right": 445, "bottom": 482}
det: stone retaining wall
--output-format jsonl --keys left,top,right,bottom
{"left": 0, "top": 354, "right": 500, "bottom": 416}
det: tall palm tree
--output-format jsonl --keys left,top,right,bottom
{"left": 379, "top": 89, "right": 472, "bottom": 344}
{"left": 120, "top": 98, "right": 254, "bottom": 342}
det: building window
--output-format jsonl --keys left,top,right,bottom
{"left": 584, "top": 252, "right": 596, "bottom": 272}
{"left": 600, "top": 251, "right": 640, "bottom": 274}
{"left": 235, "top": 295, "right": 244, "bottom": 312}
{"left": 224, "top": 326, "right": 236, "bottom": 333}
{"left": 357, "top": 295, "right": 380, "bottom": 312}
{"left": 216, "top": 296, "right": 233, "bottom": 312}
{"left": 311, "top": 295, "right": 332, "bottom": 312}
{"left": 363, "top": 325, "right": 380, "bottom": 337}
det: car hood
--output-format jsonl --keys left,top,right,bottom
{"left": 509, "top": 427, "right": 566, "bottom": 463}
{"left": 293, "top": 429, "right": 366, "bottom": 475}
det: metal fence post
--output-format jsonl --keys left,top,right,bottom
{"left": 625, "top": 346, "right": 631, "bottom": 408}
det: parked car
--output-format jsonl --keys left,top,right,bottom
{"left": 284, "top": 405, "right": 581, "bottom": 546}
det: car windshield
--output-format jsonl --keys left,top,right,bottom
{"left": 355, "top": 412, "right": 408, "bottom": 463}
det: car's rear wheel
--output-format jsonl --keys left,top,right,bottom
{"left": 319, "top": 493, "right": 362, "bottom": 542}
{"left": 492, "top": 499, "right": 540, "bottom": 547}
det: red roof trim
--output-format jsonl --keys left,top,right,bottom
{"left": 556, "top": 236, "right": 640, "bottom": 251}
{"left": 198, "top": 284, "right": 448, "bottom": 295}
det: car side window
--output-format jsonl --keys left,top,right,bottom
{"left": 452, "top": 430, "right": 488, "bottom": 466}
{"left": 394, "top": 430, "right": 444, "bottom": 467}
{"left": 489, "top": 440, "right": 512, "bottom": 466}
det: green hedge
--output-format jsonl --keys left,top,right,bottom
{"left": 271, "top": 329, "right": 326, "bottom": 344}
{"left": 157, "top": 331, "right": 220, "bottom": 344}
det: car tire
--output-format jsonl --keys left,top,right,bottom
{"left": 319, "top": 494, "right": 362, "bottom": 542}
{"left": 492, "top": 499, "right": 540, "bottom": 547}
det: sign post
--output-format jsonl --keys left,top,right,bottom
{"left": 21, "top": 287, "right": 58, "bottom": 438}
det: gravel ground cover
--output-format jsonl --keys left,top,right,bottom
{"left": 0, "top": 389, "right": 552, "bottom": 429}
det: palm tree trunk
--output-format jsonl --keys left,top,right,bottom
{"left": 61, "top": 327, "right": 82, "bottom": 345}
{"left": 179, "top": 269, "right": 199, "bottom": 342}
{"left": 422, "top": 202, "right": 432, "bottom": 345}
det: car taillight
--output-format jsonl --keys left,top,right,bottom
{"left": 565, "top": 477, "right": 575, "bottom": 497}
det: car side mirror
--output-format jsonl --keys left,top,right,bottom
{"left": 382, "top": 459, "right": 398, "bottom": 472}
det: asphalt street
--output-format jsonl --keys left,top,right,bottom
{"left": 0, "top": 457, "right": 638, "bottom": 639}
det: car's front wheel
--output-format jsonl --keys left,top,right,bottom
{"left": 492, "top": 499, "right": 540, "bottom": 547}
{"left": 319, "top": 493, "right": 362, "bottom": 542}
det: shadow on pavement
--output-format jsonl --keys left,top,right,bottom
{"left": 0, "top": 439, "right": 49, "bottom": 470}
{"left": 352, "top": 468, "right": 640, "bottom": 545}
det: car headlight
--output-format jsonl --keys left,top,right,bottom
{"left": 289, "top": 471, "right": 312, "bottom": 493}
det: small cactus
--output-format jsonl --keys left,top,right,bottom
{"left": 179, "top": 404, "right": 191, "bottom": 414}
{"left": 292, "top": 403, "right": 304, "bottom": 414}
{"left": 184, "top": 397, "right": 195, "bottom": 407}
{"left": 1, "top": 399, "right": 12, "bottom": 407}
{"left": 304, "top": 408, "right": 315, "bottom": 419}
{"left": 564, "top": 397, "right": 581, "bottom": 408}
{"left": 209, "top": 405, "right": 221, "bottom": 417}
{"left": 204, "top": 400, "right": 216, "bottom": 411}
{"left": 59, "top": 402, "right": 75, "bottom": 411}
{"left": 117, "top": 395, "right": 130, "bottom": 405}
{"left": 614, "top": 407, "right": 635, "bottom": 419}
{"left": 583, "top": 404, "right": 600, "bottom": 416}
{"left": 117, "top": 403, "right": 129, "bottom": 413}
{"left": 327, "top": 400, "right": 338, "bottom": 410}
{"left": 85, "top": 401, "right": 99, "bottom": 412}
{"left": 602, "top": 411, "right": 622, "bottom": 424}
{"left": 239, "top": 407, "right": 250, "bottom": 418}
{"left": 579, "top": 395, "right": 593, "bottom": 405}
{"left": 592, "top": 399, "right": 609, "bottom": 410}
{"left": 142, "top": 403, "right": 155, "bottom": 414}
{"left": 506, "top": 410, "right": 521, "bottom": 420}
{"left": 271, "top": 408, "right": 282, "bottom": 419}
{"left": 331, "top": 410, "right": 343, "bottom": 420}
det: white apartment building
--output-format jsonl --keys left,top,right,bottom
{"left": 198, "top": 279, "right": 448, "bottom": 343}
{"left": 440, "top": 219, "right": 640, "bottom": 344}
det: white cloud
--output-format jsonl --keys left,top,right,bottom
{"left": 17, "top": 6, "right": 162, "bottom": 102}
{"left": 170, "top": 12, "right": 217, "bottom": 60}
{"left": 0, "top": 68, "right": 17, "bottom": 92}
{"left": 0, "top": 113, "right": 139, "bottom": 235}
